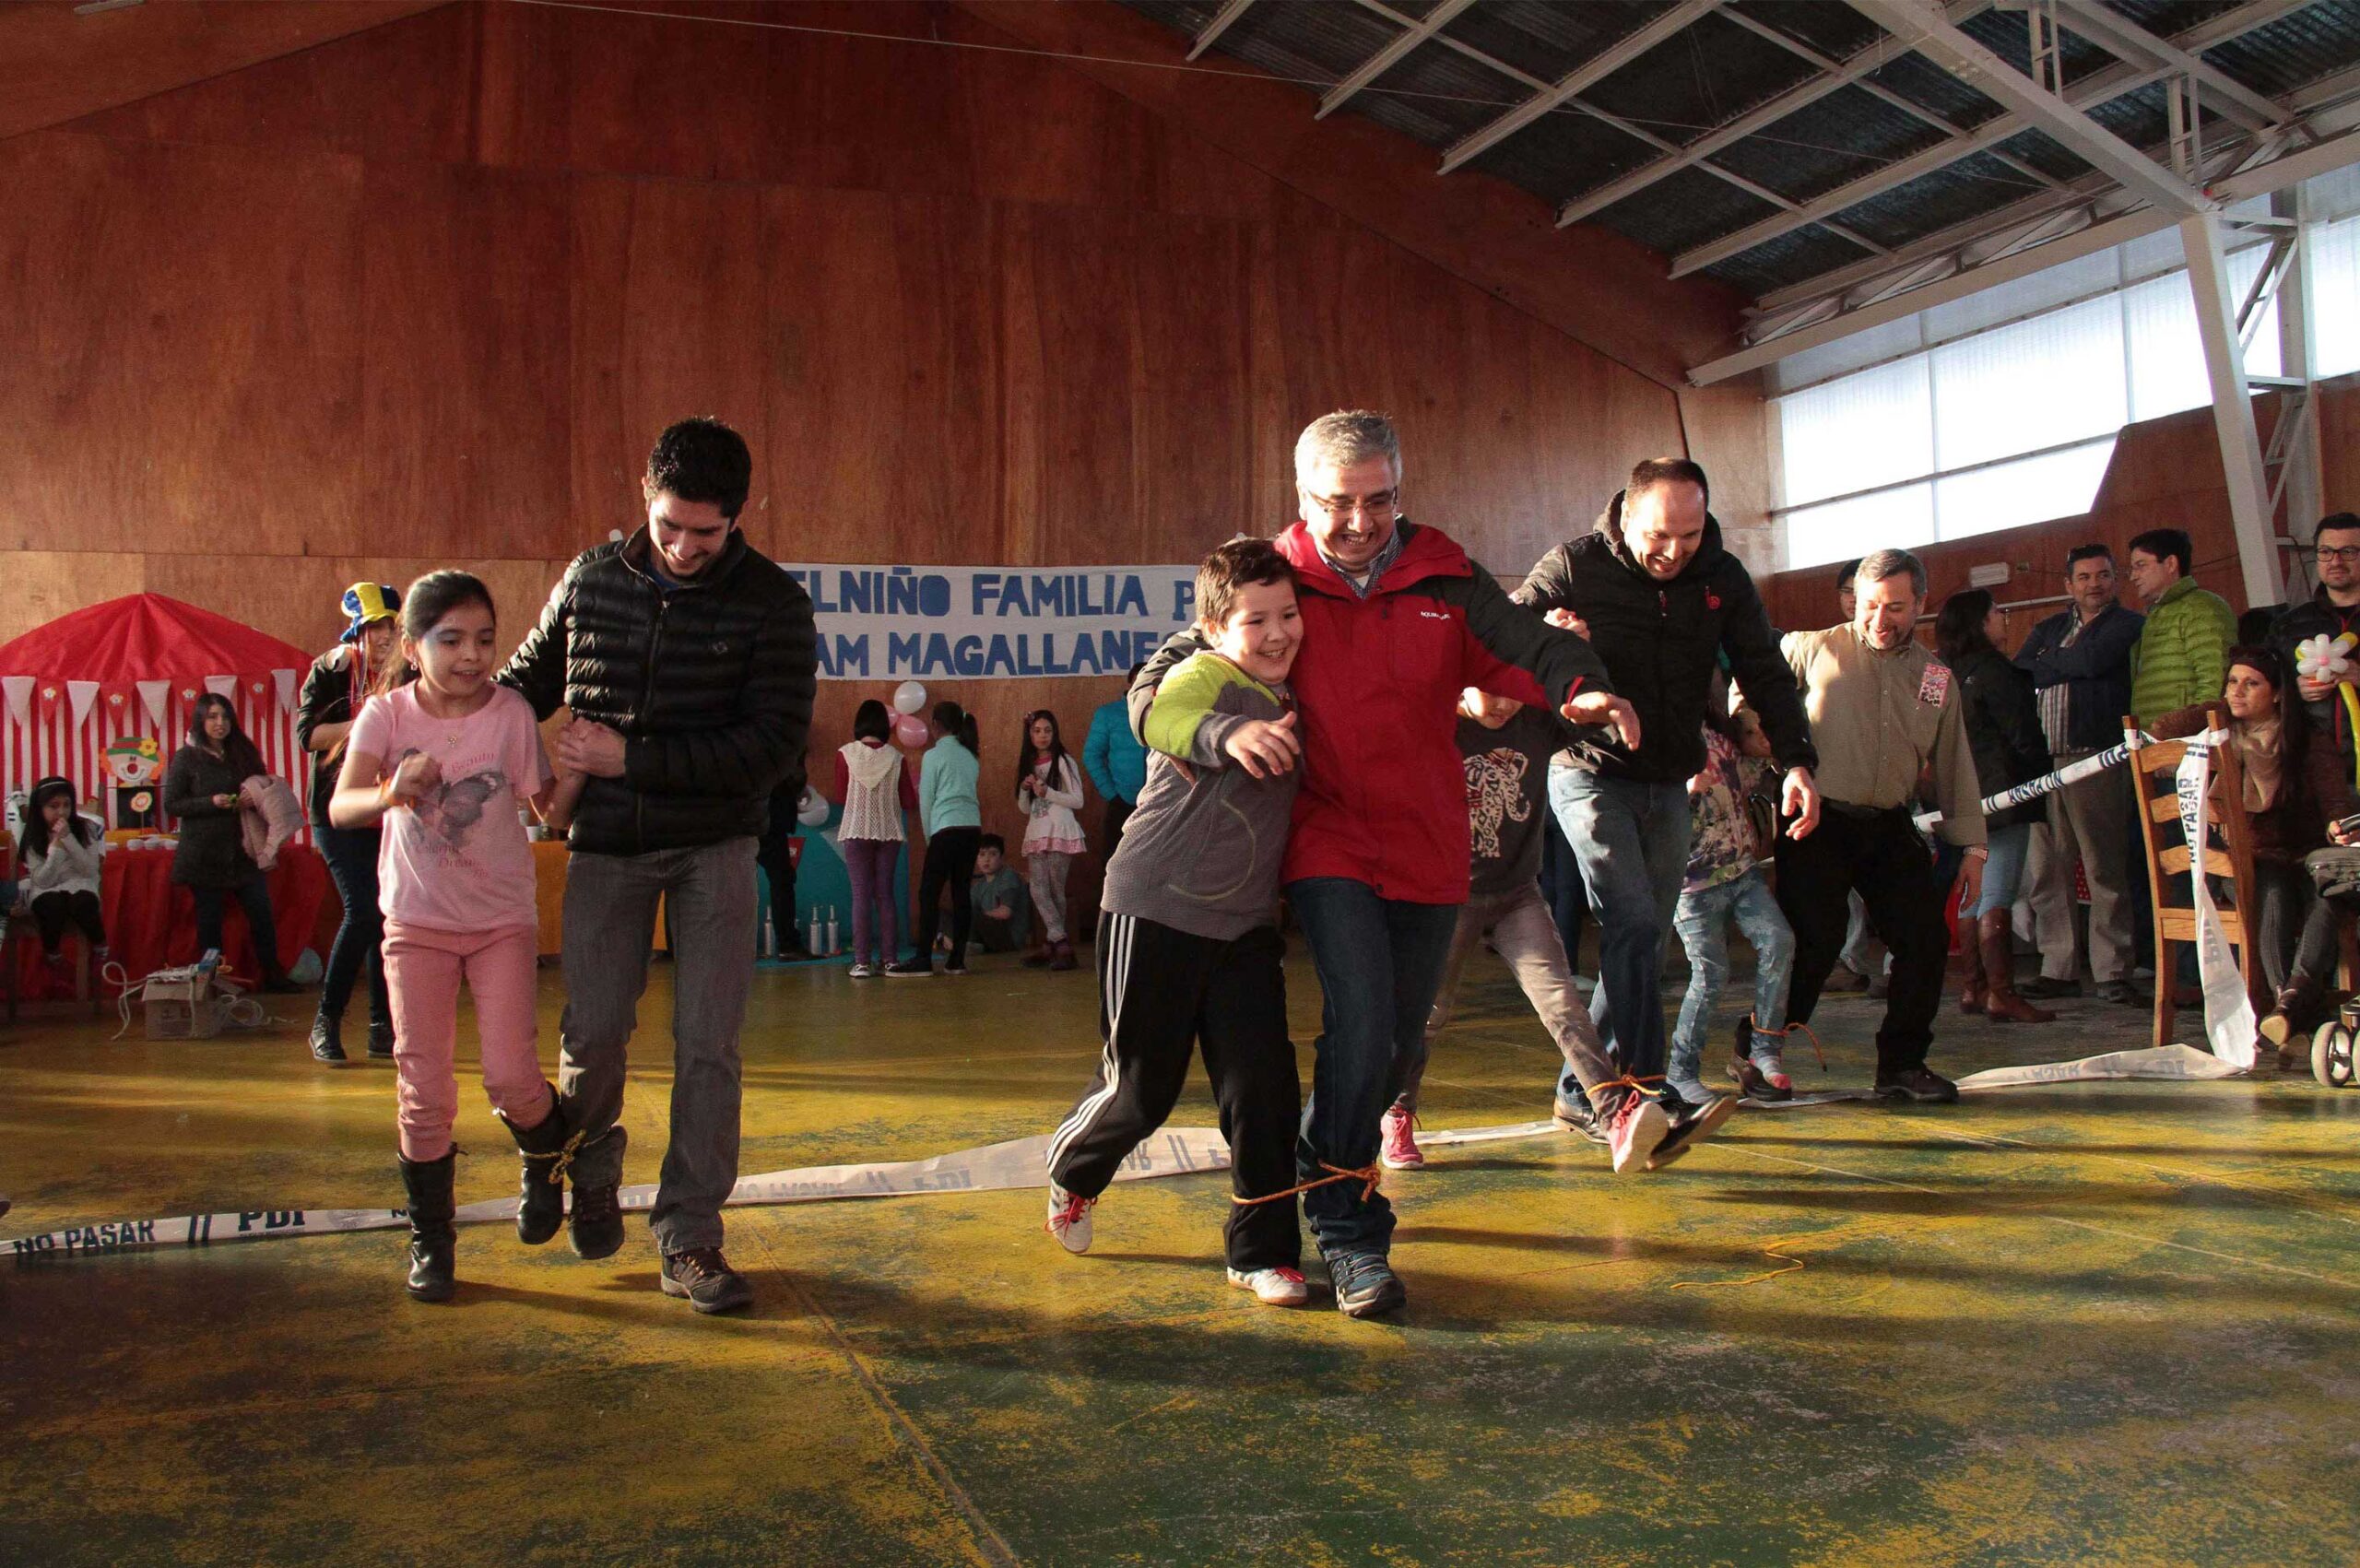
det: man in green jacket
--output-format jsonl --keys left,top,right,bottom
{"left": 2126, "top": 527, "right": 2237, "bottom": 725}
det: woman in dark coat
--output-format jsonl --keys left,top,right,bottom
{"left": 163, "top": 693, "right": 298, "bottom": 994}
{"left": 1937, "top": 588, "right": 2056, "bottom": 1024}
{"left": 295, "top": 583, "right": 400, "bottom": 1065}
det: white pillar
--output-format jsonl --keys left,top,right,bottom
{"left": 2275, "top": 187, "right": 2325, "bottom": 548}
{"left": 2179, "top": 210, "right": 2283, "bottom": 607}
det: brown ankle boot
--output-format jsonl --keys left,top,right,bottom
{"left": 1955, "top": 924, "right": 1987, "bottom": 1015}
{"left": 1977, "top": 911, "right": 2054, "bottom": 1023}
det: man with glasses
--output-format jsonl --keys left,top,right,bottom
{"left": 2270, "top": 512, "right": 2360, "bottom": 810}
{"left": 2016, "top": 545, "right": 2146, "bottom": 1005}
{"left": 1130, "top": 410, "right": 1634, "bottom": 1319}
{"left": 2126, "top": 527, "right": 2237, "bottom": 725}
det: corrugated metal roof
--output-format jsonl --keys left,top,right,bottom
{"left": 1355, "top": 40, "right": 1532, "bottom": 147}
{"left": 1109, "top": 0, "right": 2360, "bottom": 311}
{"left": 1437, "top": 0, "right": 1681, "bottom": 86}
{"left": 1710, "top": 83, "right": 1956, "bottom": 206}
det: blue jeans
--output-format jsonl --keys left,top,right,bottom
{"left": 1286, "top": 878, "right": 1460, "bottom": 1260}
{"left": 1670, "top": 868, "right": 1794, "bottom": 1083}
{"left": 1971, "top": 821, "right": 2032, "bottom": 918}
{"left": 1549, "top": 768, "right": 1691, "bottom": 1100}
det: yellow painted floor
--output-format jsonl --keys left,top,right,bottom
{"left": 4, "top": 948, "right": 2357, "bottom": 1566}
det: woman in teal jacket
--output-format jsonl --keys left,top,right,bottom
{"left": 891, "top": 701, "right": 983, "bottom": 976}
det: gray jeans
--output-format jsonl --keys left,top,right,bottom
{"left": 1397, "top": 880, "right": 1617, "bottom": 1115}
{"left": 559, "top": 836, "right": 759, "bottom": 1254}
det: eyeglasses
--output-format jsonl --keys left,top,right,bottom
{"left": 1302, "top": 487, "right": 1400, "bottom": 520}
{"left": 2317, "top": 547, "right": 2360, "bottom": 563}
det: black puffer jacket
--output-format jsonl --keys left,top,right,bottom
{"left": 1513, "top": 495, "right": 1815, "bottom": 785}
{"left": 1952, "top": 645, "right": 2052, "bottom": 832}
{"left": 499, "top": 527, "right": 817, "bottom": 856}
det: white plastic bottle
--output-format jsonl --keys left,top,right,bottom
{"left": 825, "top": 906, "right": 839, "bottom": 955}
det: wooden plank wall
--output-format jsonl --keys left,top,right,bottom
{"left": 1760, "top": 379, "right": 2360, "bottom": 649}
{"left": 0, "top": 0, "right": 1752, "bottom": 928}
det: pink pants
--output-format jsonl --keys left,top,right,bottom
{"left": 383, "top": 920, "right": 550, "bottom": 1161}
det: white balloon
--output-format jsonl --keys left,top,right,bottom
{"left": 796, "top": 787, "right": 830, "bottom": 827}
{"left": 892, "top": 680, "right": 927, "bottom": 715}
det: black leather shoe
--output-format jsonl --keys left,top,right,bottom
{"left": 1874, "top": 1067, "right": 1960, "bottom": 1103}
{"left": 569, "top": 1183, "right": 626, "bottom": 1261}
{"left": 365, "top": 1017, "right": 395, "bottom": 1060}
{"left": 309, "top": 1013, "right": 349, "bottom": 1067}
{"left": 503, "top": 1091, "right": 571, "bottom": 1247}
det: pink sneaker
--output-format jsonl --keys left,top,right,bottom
{"left": 1606, "top": 1091, "right": 1668, "bottom": 1175}
{"left": 1379, "top": 1104, "right": 1424, "bottom": 1170}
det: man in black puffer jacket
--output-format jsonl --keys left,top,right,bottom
{"left": 500, "top": 418, "right": 816, "bottom": 1315}
{"left": 1513, "top": 458, "right": 1817, "bottom": 1114}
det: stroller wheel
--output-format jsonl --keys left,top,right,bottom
{"left": 2312, "top": 1021, "right": 2357, "bottom": 1090}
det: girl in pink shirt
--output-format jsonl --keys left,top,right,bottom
{"left": 331, "top": 572, "right": 565, "bottom": 1303}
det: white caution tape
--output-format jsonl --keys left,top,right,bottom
{"left": 1954, "top": 1043, "right": 2243, "bottom": 1090}
{"left": 2171, "top": 731, "right": 2260, "bottom": 1070}
{"left": 1913, "top": 738, "right": 2139, "bottom": 831}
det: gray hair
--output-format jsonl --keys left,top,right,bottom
{"left": 1294, "top": 410, "right": 1401, "bottom": 480}
{"left": 1855, "top": 548, "right": 1926, "bottom": 597}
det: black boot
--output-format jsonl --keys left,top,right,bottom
{"left": 309, "top": 1009, "right": 349, "bottom": 1067}
{"left": 567, "top": 1126, "right": 629, "bottom": 1261}
{"left": 502, "top": 1089, "right": 572, "bottom": 1247}
{"left": 397, "top": 1151, "right": 457, "bottom": 1303}
{"left": 365, "top": 1016, "right": 395, "bottom": 1061}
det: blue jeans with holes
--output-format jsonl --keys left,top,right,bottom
{"left": 1670, "top": 867, "right": 1794, "bottom": 1085}
{"left": 1285, "top": 878, "right": 1460, "bottom": 1262}
{"left": 1549, "top": 767, "right": 1692, "bottom": 1102}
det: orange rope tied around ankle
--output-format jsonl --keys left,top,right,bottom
{"left": 1232, "top": 1161, "right": 1385, "bottom": 1207}
{"left": 522, "top": 1127, "right": 587, "bottom": 1186}
{"left": 1583, "top": 1073, "right": 1666, "bottom": 1102}
{"left": 1747, "top": 1015, "right": 1827, "bottom": 1071}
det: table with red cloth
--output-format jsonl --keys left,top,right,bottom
{"left": 8, "top": 845, "right": 329, "bottom": 1000}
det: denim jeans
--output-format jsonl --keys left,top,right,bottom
{"left": 1286, "top": 877, "right": 1460, "bottom": 1260}
{"left": 1670, "top": 867, "right": 1794, "bottom": 1085}
{"left": 1548, "top": 767, "right": 1692, "bottom": 1085}
{"left": 314, "top": 821, "right": 390, "bottom": 1024}
{"left": 1971, "top": 821, "right": 2033, "bottom": 918}
{"left": 559, "top": 836, "right": 759, "bottom": 1255}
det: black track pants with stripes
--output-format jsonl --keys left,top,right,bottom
{"left": 1045, "top": 914, "right": 1302, "bottom": 1271}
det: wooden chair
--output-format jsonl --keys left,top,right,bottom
{"left": 2124, "top": 711, "right": 2265, "bottom": 1048}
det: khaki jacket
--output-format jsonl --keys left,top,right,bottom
{"left": 1783, "top": 624, "right": 1987, "bottom": 847}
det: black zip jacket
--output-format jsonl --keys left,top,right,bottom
{"left": 294, "top": 647, "right": 369, "bottom": 830}
{"left": 1953, "top": 645, "right": 2052, "bottom": 832}
{"left": 1511, "top": 495, "right": 1814, "bottom": 785}
{"left": 498, "top": 526, "right": 818, "bottom": 856}
{"left": 2267, "top": 587, "right": 2360, "bottom": 780}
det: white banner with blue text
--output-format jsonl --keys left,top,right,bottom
{"left": 784, "top": 563, "right": 1199, "bottom": 681}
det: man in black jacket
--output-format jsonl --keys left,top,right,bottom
{"left": 500, "top": 418, "right": 817, "bottom": 1315}
{"left": 2014, "top": 544, "right": 2145, "bottom": 1005}
{"left": 2271, "top": 511, "right": 2360, "bottom": 805}
{"left": 1514, "top": 458, "right": 1817, "bottom": 1114}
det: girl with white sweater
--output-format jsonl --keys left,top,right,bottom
{"left": 1014, "top": 709, "right": 1087, "bottom": 972}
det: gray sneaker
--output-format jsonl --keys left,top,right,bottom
{"left": 660, "top": 1246, "right": 753, "bottom": 1315}
{"left": 1326, "top": 1251, "right": 1406, "bottom": 1319}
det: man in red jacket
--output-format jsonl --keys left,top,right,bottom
{"left": 1133, "top": 411, "right": 1634, "bottom": 1319}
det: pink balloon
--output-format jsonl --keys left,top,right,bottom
{"left": 892, "top": 713, "right": 929, "bottom": 748}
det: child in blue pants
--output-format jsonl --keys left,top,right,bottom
{"left": 1670, "top": 709, "right": 1800, "bottom": 1102}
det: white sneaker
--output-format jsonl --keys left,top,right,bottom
{"left": 1045, "top": 1181, "right": 1094, "bottom": 1254}
{"left": 847, "top": 962, "right": 876, "bottom": 979}
{"left": 1606, "top": 1091, "right": 1669, "bottom": 1175}
{"left": 1226, "top": 1266, "right": 1309, "bottom": 1307}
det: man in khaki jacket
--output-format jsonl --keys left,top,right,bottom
{"left": 1776, "top": 549, "right": 1987, "bottom": 1102}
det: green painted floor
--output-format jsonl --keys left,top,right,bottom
{"left": 3, "top": 950, "right": 2356, "bottom": 1566}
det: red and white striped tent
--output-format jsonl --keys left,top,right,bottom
{"left": 0, "top": 595, "right": 311, "bottom": 836}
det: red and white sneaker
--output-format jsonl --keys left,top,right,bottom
{"left": 1225, "top": 1266, "right": 1309, "bottom": 1307}
{"left": 1606, "top": 1091, "right": 1669, "bottom": 1175}
{"left": 1045, "top": 1181, "right": 1095, "bottom": 1255}
{"left": 1378, "top": 1104, "right": 1424, "bottom": 1171}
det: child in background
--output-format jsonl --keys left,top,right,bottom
{"left": 330, "top": 571, "right": 563, "bottom": 1304}
{"left": 1388, "top": 691, "right": 1705, "bottom": 1177}
{"left": 892, "top": 701, "right": 982, "bottom": 978}
{"left": 834, "top": 699, "right": 918, "bottom": 979}
{"left": 1670, "top": 705, "right": 1800, "bottom": 1103}
{"left": 1044, "top": 537, "right": 1308, "bottom": 1308}
{"left": 1015, "top": 709, "right": 1087, "bottom": 972}
{"left": 16, "top": 777, "right": 108, "bottom": 979}
{"left": 969, "top": 833, "right": 1032, "bottom": 954}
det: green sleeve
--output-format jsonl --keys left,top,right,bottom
{"left": 1141, "top": 656, "right": 1241, "bottom": 766}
